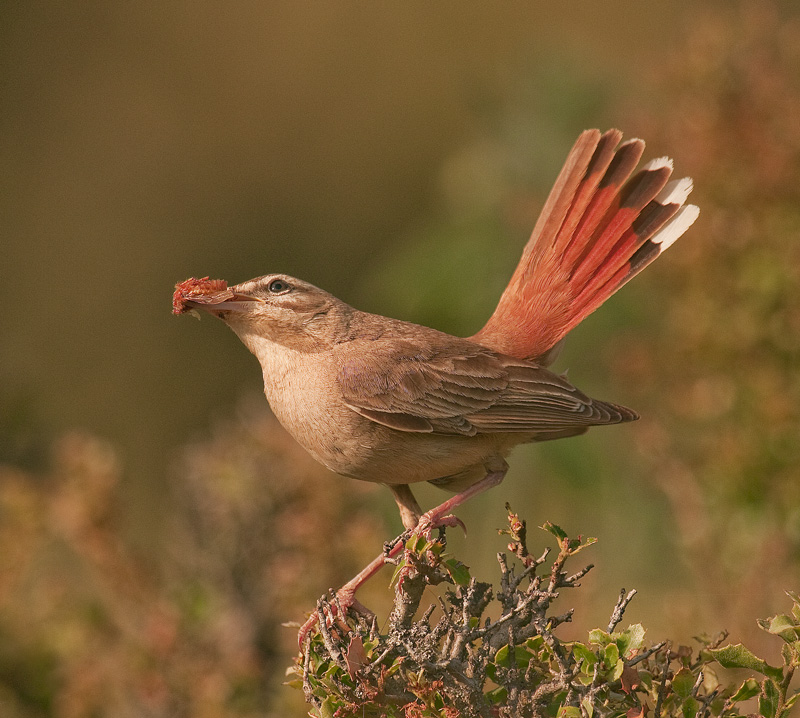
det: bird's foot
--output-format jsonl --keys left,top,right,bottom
{"left": 414, "top": 511, "right": 466, "bottom": 540}
{"left": 389, "top": 513, "right": 466, "bottom": 591}
{"left": 298, "top": 544, "right": 403, "bottom": 652}
{"left": 297, "top": 585, "right": 374, "bottom": 651}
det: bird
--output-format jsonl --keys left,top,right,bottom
{"left": 173, "top": 128, "right": 698, "bottom": 642}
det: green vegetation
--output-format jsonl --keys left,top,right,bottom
{"left": 297, "top": 510, "right": 800, "bottom": 717}
{"left": 1, "top": 2, "right": 799, "bottom": 716}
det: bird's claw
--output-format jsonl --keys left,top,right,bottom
{"left": 297, "top": 587, "right": 372, "bottom": 651}
{"left": 414, "top": 512, "right": 466, "bottom": 540}
{"left": 297, "top": 513, "right": 466, "bottom": 650}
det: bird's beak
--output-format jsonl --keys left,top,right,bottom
{"left": 172, "top": 277, "right": 264, "bottom": 316}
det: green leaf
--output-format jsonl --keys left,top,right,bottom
{"left": 568, "top": 536, "right": 597, "bottom": 554}
{"left": 759, "top": 678, "right": 780, "bottom": 718}
{"left": 542, "top": 521, "right": 568, "bottom": 540}
{"left": 384, "top": 659, "right": 402, "bottom": 677}
{"left": 406, "top": 534, "right": 432, "bottom": 554}
{"left": 526, "top": 635, "right": 545, "bottom": 654}
{"left": 572, "top": 642, "right": 597, "bottom": 668}
{"left": 604, "top": 643, "right": 620, "bottom": 667}
{"left": 427, "top": 540, "right": 444, "bottom": 557}
{"left": 638, "top": 670, "right": 653, "bottom": 690}
{"left": 681, "top": 696, "right": 700, "bottom": 718}
{"left": 581, "top": 696, "right": 595, "bottom": 718}
{"left": 495, "top": 644, "right": 511, "bottom": 668}
{"left": 609, "top": 659, "right": 624, "bottom": 682}
{"left": 710, "top": 644, "right": 784, "bottom": 682}
{"left": 620, "top": 624, "right": 646, "bottom": 654}
{"left": 486, "top": 662, "right": 498, "bottom": 682}
{"left": 443, "top": 557, "right": 471, "bottom": 586}
{"left": 672, "top": 668, "right": 695, "bottom": 699}
{"left": 781, "top": 642, "right": 800, "bottom": 668}
{"left": 318, "top": 696, "right": 337, "bottom": 718}
{"left": 729, "top": 677, "right": 761, "bottom": 703}
{"left": 557, "top": 706, "right": 582, "bottom": 718}
{"left": 787, "top": 591, "right": 800, "bottom": 623}
{"left": 494, "top": 644, "right": 533, "bottom": 669}
{"left": 390, "top": 559, "right": 407, "bottom": 587}
{"left": 588, "top": 629, "right": 612, "bottom": 646}
{"left": 516, "top": 647, "right": 534, "bottom": 668}
{"left": 486, "top": 685, "right": 507, "bottom": 705}
{"left": 758, "top": 614, "right": 800, "bottom": 643}
{"left": 314, "top": 658, "right": 331, "bottom": 677}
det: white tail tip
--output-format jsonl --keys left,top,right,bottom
{"left": 652, "top": 204, "right": 700, "bottom": 250}
{"left": 642, "top": 156, "right": 674, "bottom": 172}
{"left": 656, "top": 177, "right": 694, "bottom": 207}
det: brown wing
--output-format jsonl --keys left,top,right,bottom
{"left": 336, "top": 338, "right": 637, "bottom": 437}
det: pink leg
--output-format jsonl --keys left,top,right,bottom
{"left": 298, "top": 536, "right": 407, "bottom": 649}
{"left": 298, "top": 461, "right": 508, "bottom": 650}
{"left": 415, "top": 462, "right": 508, "bottom": 537}
{"left": 390, "top": 468, "right": 508, "bottom": 592}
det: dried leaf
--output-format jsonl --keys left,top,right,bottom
{"left": 345, "top": 635, "right": 367, "bottom": 680}
{"left": 620, "top": 664, "right": 642, "bottom": 694}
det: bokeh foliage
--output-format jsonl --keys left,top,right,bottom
{"left": 1, "top": 1, "right": 799, "bottom": 715}
{"left": 0, "top": 411, "right": 387, "bottom": 717}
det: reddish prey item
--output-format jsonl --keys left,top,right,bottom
{"left": 172, "top": 277, "right": 232, "bottom": 314}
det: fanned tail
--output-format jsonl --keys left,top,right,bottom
{"left": 470, "top": 129, "right": 699, "bottom": 364}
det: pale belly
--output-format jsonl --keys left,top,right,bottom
{"left": 263, "top": 373, "right": 515, "bottom": 487}
{"left": 259, "top": 348, "right": 523, "bottom": 489}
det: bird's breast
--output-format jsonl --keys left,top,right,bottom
{"left": 258, "top": 347, "right": 373, "bottom": 476}
{"left": 257, "top": 344, "right": 515, "bottom": 487}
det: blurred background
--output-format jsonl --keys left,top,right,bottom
{"left": 2, "top": 1, "right": 800, "bottom": 715}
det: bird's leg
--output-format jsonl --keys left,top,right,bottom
{"left": 390, "top": 462, "right": 510, "bottom": 604}
{"left": 298, "top": 485, "right": 423, "bottom": 648}
{"left": 389, "top": 483, "right": 423, "bottom": 530}
{"left": 297, "top": 536, "right": 407, "bottom": 649}
{"left": 414, "top": 459, "right": 509, "bottom": 539}
{"left": 298, "top": 463, "right": 509, "bottom": 650}
{"left": 298, "top": 487, "right": 420, "bottom": 649}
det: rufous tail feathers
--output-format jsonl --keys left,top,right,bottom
{"left": 470, "top": 129, "right": 699, "bottom": 365}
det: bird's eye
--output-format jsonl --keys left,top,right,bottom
{"left": 267, "top": 278, "right": 290, "bottom": 294}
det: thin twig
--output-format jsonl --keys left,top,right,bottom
{"left": 607, "top": 588, "right": 637, "bottom": 633}
{"left": 565, "top": 563, "right": 594, "bottom": 586}
{"left": 653, "top": 652, "right": 669, "bottom": 718}
{"left": 627, "top": 641, "right": 667, "bottom": 667}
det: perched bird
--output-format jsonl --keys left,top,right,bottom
{"left": 174, "top": 129, "right": 698, "bottom": 640}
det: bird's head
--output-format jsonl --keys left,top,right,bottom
{"left": 173, "top": 273, "right": 352, "bottom": 353}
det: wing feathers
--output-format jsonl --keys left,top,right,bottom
{"left": 338, "top": 339, "right": 636, "bottom": 437}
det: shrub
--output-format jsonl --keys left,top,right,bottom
{"left": 295, "top": 507, "right": 800, "bottom": 717}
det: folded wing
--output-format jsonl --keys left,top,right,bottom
{"left": 336, "top": 339, "right": 637, "bottom": 437}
